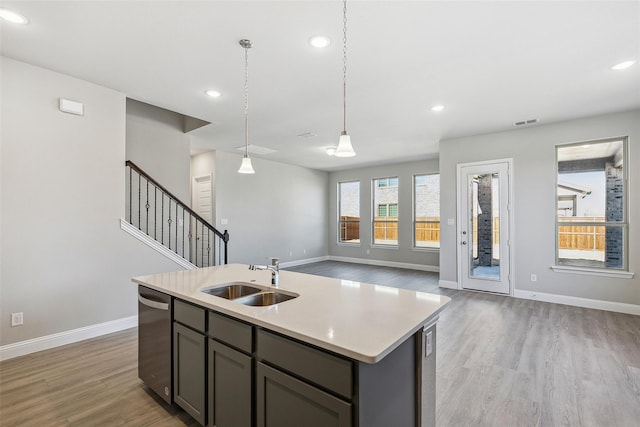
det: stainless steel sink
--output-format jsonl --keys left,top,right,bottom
{"left": 201, "top": 282, "right": 298, "bottom": 306}
{"left": 202, "top": 282, "right": 262, "bottom": 299}
{"left": 234, "top": 291, "right": 297, "bottom": 307}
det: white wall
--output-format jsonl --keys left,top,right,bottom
{"left": 328, "top": 159, "right": 440, "bottom": 268}
{"left": 126, "top": 99, "right": 191, "bottom": 203}
{"left": 215, "top": 151, "right": 328, "bottom": 265}
{"left": 439, "top": 109, "right": 640, "bottom": 305}
{"left": 0, "top": 58, "right": 183, "bottom": 346}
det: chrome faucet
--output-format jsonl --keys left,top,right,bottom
{"left": 249, "top": 257, "right": 280, "bottom": 287}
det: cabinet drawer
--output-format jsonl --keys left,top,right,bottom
{"left": 208, "top": 311, "right": 253, "bottom": 354}
{"left": 174, "top": 299, "right": 206, "bottom": 332}
{"left": 256, "top": 329, "right": 353, "bottom": 399}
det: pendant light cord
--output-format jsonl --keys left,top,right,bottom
{"left": 342, "top": 0, "right": 348, "bottom": 133}
{"left": 244, "top": 45, "right": 250, "bottom": 157}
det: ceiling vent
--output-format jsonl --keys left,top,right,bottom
{"left": 513, "top": 118, "right": 539, "bottom": 126}
{"left": 297, "top": 132, "right": 318, "bottom": 139}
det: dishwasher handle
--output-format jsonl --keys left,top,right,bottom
{"left": 138, "top": 294, "right": 170, "bottom": 311}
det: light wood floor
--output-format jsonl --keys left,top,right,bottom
{"left": 1, "top": 261, "right": 639, "bottom": 426}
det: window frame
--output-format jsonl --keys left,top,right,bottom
{"left": 372, "top": 176, "right": 399, "bottom": 247}
{"left": 413, "top": 173, "right": 440, "bottom": 251}
{"left": 553, "top": 136, "right": 630, "bottom": 275}
{"left": 337, "top": 180, "right": 361, "bottom": 246}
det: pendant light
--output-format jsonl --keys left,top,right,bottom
{"left": 334, "top": 0, "right": 356, "bottom": 157}
{"left": 238, "top": 39, "right": 256, "bottom": 174}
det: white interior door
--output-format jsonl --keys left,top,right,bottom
{"left": 192, "top": 174, "right": 214, "bottom": 267}
{"left": 457, "top": 160, "right": 512, "bottom": 294}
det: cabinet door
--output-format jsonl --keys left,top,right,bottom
{"left": 208, "top": 340, "right": 252, "bottom": 427}
{"left": 174, "top": 322, "right": 206, "bottom": 425}
{"left": 256, "top": 362, "right": 351, "bottom": 427}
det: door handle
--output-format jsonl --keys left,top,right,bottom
{"left": 461, "top": 241, "right": 467, "bottom": 245}
{"left": 138, "top": 294, "right": 169, "bottom": 310}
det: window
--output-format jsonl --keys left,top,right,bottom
{"left": 373, "top": 177, "right": 398, "bottom": 246}
{"left": 338, "top": 181, "right": 360, "bottom": 243}
{"left": 378, "top": 203, "right": 398, "bottom": 217}
{"left": 414, "top": 174, "right": 440, "bottom": 248}
{"left": 376, "top": 177, "right": 398, "bottom": 188}
{"left": 556, "top": 138, "right": 628, "bottom": 270}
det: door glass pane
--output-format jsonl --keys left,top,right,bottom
{"left": 469, "top": 172, "right": 500, "bottom": 279}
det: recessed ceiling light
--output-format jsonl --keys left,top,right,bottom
{"left": 0, "top": 8, "right": 29, "bottom": 24}
{"left": 431, "top": 105, "right": 444, "bottom": 112}
{"left": 205, "top": 89, "right": 222, "bottom": 98}
{"left": 611, "top": 60, "right": 636, "bottom": 70}
{"left": 309, "top": 36, "right": 331, "bottom": 49}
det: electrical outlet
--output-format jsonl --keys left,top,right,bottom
{"left": 289, "top": 251, "right": 293, "bottom": 257}
{"left": 425, "top": 331, "right": 433, "bottom": 357}
{"left": 366, "top": 249, "right": 370, "bottom": 255}
{"left": 11, "top": 312, "right": 23, "bottom": 327}
{"left": 530, "top": 274, "right": 537, "bottom": 282}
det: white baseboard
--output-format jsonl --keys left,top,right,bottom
{"left": 0, "top": 315, "right": 138, "bottom": 361}
{"left": 438, "top": 280, "right": 459, "bottom": 289}
{"left": 514, "top": 289, "right": 640, "bottom": 316}
{"left": 328, "top": 256, "right": 439, "bottom": 273}
{"left": 120, "top": 219, "right": 196, "bottom": 270}
{"left": 279, "top": 256, "right": 330, "bottom": 269}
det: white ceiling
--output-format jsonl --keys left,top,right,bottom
{"left": 1, "top": 1, "right": 639, "bottom": 171}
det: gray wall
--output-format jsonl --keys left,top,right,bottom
{"left": 439, "top": 109, "right": 639, "bottom": 305}
{"left": 215, "top": 151, "right": 329, "bottom": 265}
{"left": 328, "top": 159, "right": 440, "bottom": 268}
{"left": 126, "top": 99, "right": 191, "bottom": 203}
{"left": 1, "top": 58, "right": 184, "bottom": 346}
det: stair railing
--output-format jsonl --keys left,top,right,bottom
{"left": 125, "top": 160, "right": 228, "bottom": 267}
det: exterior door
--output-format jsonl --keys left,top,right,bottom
{"left": 457, "top": 160, "right": 512, "bottom": 294}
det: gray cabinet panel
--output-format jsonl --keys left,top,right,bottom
{"left": 208, "top": 311, "right": 253, "bottom": 354}
{"left": 208, "top": 340, "right": 252, "bottom": 427}
{"left": 174, "top": 299, "right": 206, "bottom": 332}
{"left": 256, "top": 329, "right": 353, "bottom": 399}
{"left": 174, "top": 322, "right": 206, "bottom": 425}
{"left": 256, "top": 362, "right": 352, "bottom": 427}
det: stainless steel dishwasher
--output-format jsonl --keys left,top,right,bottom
{"left": 138, "top": 285, "right": 172, "bottom": 404}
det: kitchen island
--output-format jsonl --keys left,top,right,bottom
{"left": 133, "top": 264, "right": 450, "bottom": 427}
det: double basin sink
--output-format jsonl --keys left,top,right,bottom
{"left": 202, "top": 282, "right": 298, "bottom": 307}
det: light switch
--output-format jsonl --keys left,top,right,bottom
{"left": 220, "top": 218, "right": 228, "bottom": 225}
{"left": 447, "top": 218, "right": 455, "bottom": 226}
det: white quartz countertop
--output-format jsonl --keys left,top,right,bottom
{"left": 132, "top": 264, "right": 450, "bottom": 364}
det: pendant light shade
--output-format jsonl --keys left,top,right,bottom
{"left": 238, "top": 39, "right": 256, "bottom": 174}
{"left": 337, "top": 0, "right": 356, "bottom": 157}
{"left": 238, "top": 155, "right": 255, "bottom": 174}
{"left": 334, "top": 131, "right": 355, "bottom": 157}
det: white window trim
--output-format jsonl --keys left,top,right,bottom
{"left": 551, "top": 265, "right": 635, "bottom": 279}
{"left": 555, "top": 137, "right": 629, "bottom": 272}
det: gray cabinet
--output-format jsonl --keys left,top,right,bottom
{"left": 256, "top": 329, "right": 352, "bottom": 427}
{"left": 256, "top": 362, "right": 352, "bottom": 427}
{"left": 208, "top": 340, "right": 252, "bottom": 427}
{"left": 174, "top": 300, "right": 207, "bottom": 425}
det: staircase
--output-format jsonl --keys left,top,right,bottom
{"left": 124, "top": 160, "right": 228, "bottom": 268}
